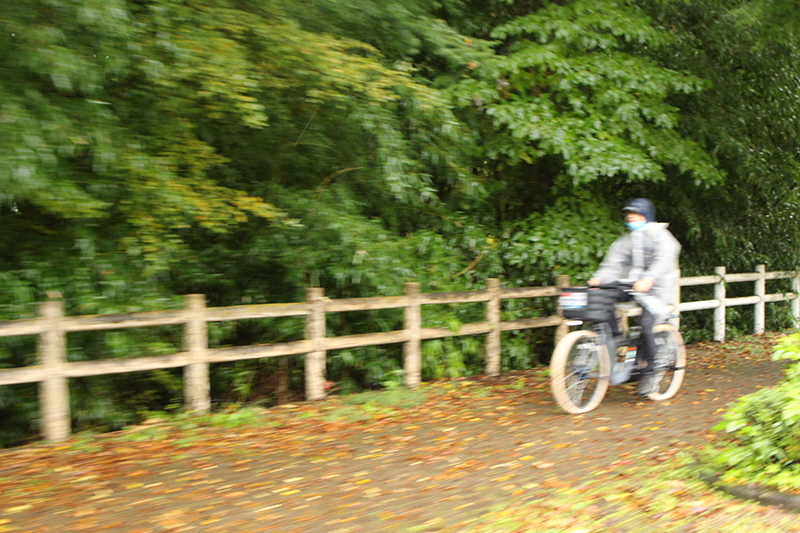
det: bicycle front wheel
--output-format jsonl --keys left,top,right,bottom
{"left": 646, "top": 323, "right": 686, "bottom": 401}
{"left": 550, "top": 330, "right": 610, "bottom": 414}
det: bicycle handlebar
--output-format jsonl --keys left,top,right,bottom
{"left": 591, "top": 280, "right": 635, "bottom": 291}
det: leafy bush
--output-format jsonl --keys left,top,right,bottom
{"left": 710, "top": 333, "right": 800, "bottom": 490}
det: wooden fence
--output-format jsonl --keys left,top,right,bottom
{"left": 0, "top": 265, "right": 797, "bottom": 442}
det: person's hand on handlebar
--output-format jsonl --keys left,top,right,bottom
{"left": 588, "top": 278, "right": 601, "bottom": 286}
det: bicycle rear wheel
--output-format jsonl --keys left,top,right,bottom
{"left": 550, "top": 330, "right": 610, "bottom": 414}
{"left": 646, "top": 323, "right": 686, "bottom": 401}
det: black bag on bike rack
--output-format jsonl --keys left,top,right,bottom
{"left": 560, "top": 287, "right": 615, "bottom": 322}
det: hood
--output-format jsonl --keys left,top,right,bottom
{"left": 623, "top": 198, "right": 656, "bottom": 223}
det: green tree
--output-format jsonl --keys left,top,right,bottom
{"left": 732, "top": 0, "right": 800, "bottom": 46}
{"left": 5, "top": 0, "right": 800, "bottom": 445}
{"left": 635, "top": 0, "right": 800, "bottom": 274}
{"left": 452, "top": 0, "right": 722, "bottom": 207}
{"left": 0, "top": 0, "right": 494, "bottom": 441}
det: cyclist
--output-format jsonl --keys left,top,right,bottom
{"left": 588, "top": 198, "right": 681, "bottom": 396}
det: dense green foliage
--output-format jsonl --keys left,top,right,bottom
{"left": 1, "top": 0, "right": 800, "bottom": 445}
{"left": 641, "top": 0, "right": 800, "bottom": 273}
{"left": 711, "top": 333, "right": 800, "bottom": 491}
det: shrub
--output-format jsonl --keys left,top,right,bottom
{"left": 710, "top": 333, "right": 800, "bottom": 490}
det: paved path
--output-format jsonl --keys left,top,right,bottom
{"left": 0, "top": 336, "right": 790, "bottom": 532}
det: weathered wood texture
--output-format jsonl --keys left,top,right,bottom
{"left": 1, "top": 266, "right": 797, "bottom": 442}
{"left": 675, "top": 265, "right": 798, "bottom": 342}
{"left": 305, "top": 288, "right": 326, "bottom": 402}
{"left": 184, "top": 295, "right": 210, "bottom": 413}
{"left": 555, "top": 275, "right": 571, "bottom": 344}
{"left": 403, "top": 283, "right": 421, "bottom": 389}
{"left": 485, "top": 279, "right": 501, "bottom": 377}
{"left": 38, "top": 301, "right": 69, "bottom": 443}
{"left": 714, "top": 266, "right": 727, "bottom": 342}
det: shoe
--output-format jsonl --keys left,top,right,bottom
{"left": 637, "top": 373, "right": 657, "bottom": 396}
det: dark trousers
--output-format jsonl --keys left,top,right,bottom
{"left": 600, "top": 288, "right": 656, "bottom": 376}
{"left": 637, "top": 308, "right": 656, "bottom": 376}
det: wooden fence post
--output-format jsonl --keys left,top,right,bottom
{"left": 485, "top": 278, "right": 501, "bottom": 377}
{"left": 793, "top": 272, "right": 800, "bottom": 328}
{"left": 184, "top": 294, "right": 210, "bottom": 413}
{"left": 305, "top": 288, "right": 326, "bottom": 400}
{"left": 714, "top": 266, "right": 726, "bottom": 342}
{"left": 403, "top": 282, "right": 421, "bottom": 389}
{"left": 755, "top": 264, "right": 766, "bottom": 334}
{"left": 39, "top": 300, "right": 70, "bottom": 442}
{"left": 555, "top": 275, "right": 570, "bottom": 345}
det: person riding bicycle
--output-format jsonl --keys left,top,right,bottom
{"left": 588, "top": 198, "right": 681, "bottom": 396}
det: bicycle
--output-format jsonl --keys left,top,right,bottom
{"left": 550, "top": 282, "right": 686, "bottom": 414}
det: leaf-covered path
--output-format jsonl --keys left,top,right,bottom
{"left": 1, "top": 334, "right": 797, "bottom": 532}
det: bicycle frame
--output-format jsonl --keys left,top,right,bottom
{"left": 562, "top": 282, "right": 640, "bottom": 386}
{"left": 581, "top": 319, "right": 642, "bottom": 387}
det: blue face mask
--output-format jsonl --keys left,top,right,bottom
{"left": 626, "top": 220, "right": 646, "bottom": 232}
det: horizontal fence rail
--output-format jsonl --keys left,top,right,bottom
{"left": 0, "top": 265, "right": 797, "bottom": 442}
{"left": 677, "top": 265, "right": 800, "bottom": 342}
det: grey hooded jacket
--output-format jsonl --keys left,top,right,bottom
{"left": 593, "top": 222, "right": 681, "bottom": 323}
